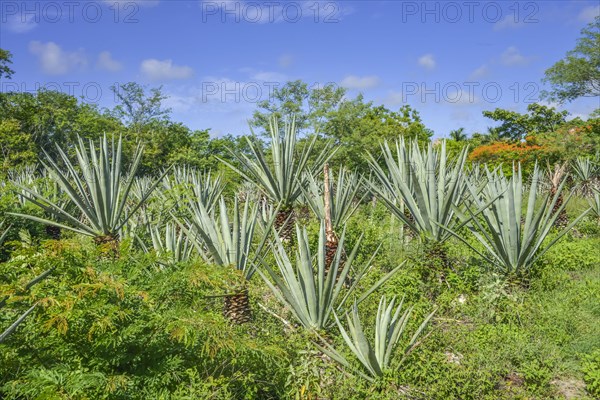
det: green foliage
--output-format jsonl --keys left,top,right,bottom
{"left": 482, "top": 103, "right": 569, "bottom": 141}
{"left": 325, "top": 96, "right": 433, "bottom": 174}
{"left": 251, "top": 80, "right": 346, "bottom": 133}
{"left": 582, "top": 349, "right": 600, "bottom": 397}
{"left": 0, "top": 48, "right": 14, "bottom": 79}
{"left": 542, "top": 16, "right": 600, "bottom": 102}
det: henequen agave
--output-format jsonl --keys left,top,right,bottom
{"left": 222, "top": 116, "right": 334, "bottom": 242}
{"left": 9, "top": 134, "right": 167, "bottom": 249}
{"left": 448, "top": 165, "right": 590, "bottom": 278}
{"left": 260, "top": 222, "right": 402, "bottom": 331}
{"left": 178, "top": 196, "right": 273, "bottom": 324}
{"left": 316, "top": 296, "right": 435, "bottom": 381}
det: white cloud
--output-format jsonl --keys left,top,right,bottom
{"left": 445, "top": 89, "right": 480, "bottom": 105}
{"left": 4, "top": 14, "right": 37, "bottom": 33}
{"left": 251, "top": 71, "right": 287, "bottom": 82}
{"left": 28, "top": 41, "right": 87, "bottom": 75}
{"left": 578, "top": 5, "right": 600, "bottom": 22}
{"left": 418, "top": 54, "right": 436, "bottom": 70}
{"left": 500, "top": 46, "right": 532, "bottom": 67}
{"left": 96, "top": 51, "right": 123, "bottom": 72}
{"left": 450, "top": 110, "right": 472, "bottom": 122}
{"left": 383, "top": 91, "right": 405, "bottom": 105}
{"left": 278, "top": 54, "right": 294, "bottom": 68}
{"left": 341, "top": 75, "right": 380, "bottom": 90}
{"left": 493, "top": 16, "right": 525, "bottom": 31}
{"left": 140, "top": 59, "right": 193, "bottom": 81}
{"left": 469, "top": 64, "right": 490, "bottom": 80}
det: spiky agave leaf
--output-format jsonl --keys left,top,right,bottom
{"left": 259, "top": 223, "right": 402, "bottom": 331}
{"left": 303, "top": 167, "right": 365, "bottom": 231}
{"left": 9, "top": 135, "right": 168, "bottom": 241}
{"left": 141, "top": 222, "right": 194, "bottom": 266}
{"left": 0, "top": 304, "right": 37, "bottom": 344}
{"left": 179, "top": 196, "right": 271, "bottom": 280}
{"left": 368, "top": 139, "right": 468, "bottom": 243}
{"left": 571, "top": 156, "right": 600, "bottom": 197}
{"left": 447, "top": 165, "right": 590, "bottom": 276}
{"left": 588, "top": 188, "right": 600, "bottom": 220}
{"left": 316, "top": 296, "right": 435, "bottom": 381}
{"left": 221, "top": 116, "right": 334, "bottom": 210}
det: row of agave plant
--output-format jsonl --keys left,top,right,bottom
{"left": 1, "top": 117, "right": 599, "bottom": 381}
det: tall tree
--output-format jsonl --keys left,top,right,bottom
{"left": 542, "top": 16, "right": 600, "bottom": 102}
{"left": 110, "top": 82, "right": 172, "bottom": 129}
{"left": 324, "top": 95, "right": 432, "bottom": 173}
{"left": 250, "top": 80, "right": 346, "bottom": 133}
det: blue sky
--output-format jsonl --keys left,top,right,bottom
{"left": 1, "top": 0, "right": 599, "bottom": 138}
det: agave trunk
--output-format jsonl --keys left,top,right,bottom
{"left": 548, "top": 163, "right": 569, "bottom": 228}
{"left": 275, "top": 207, "right": 295, "bottom": 242}
{"left": 551, "top": 186, "right": 569, "bottom": 228}
{"left": 45, "top": 225, "right": 61, "bottom": 240}
{"left": 94, "top": 234, "right": 120, "bottom": 257}
{"left": 223, "top": 288, "right": 252, "bottom": 324}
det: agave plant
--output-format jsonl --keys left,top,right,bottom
{"left": 303, "top": 167, "right": 364, "bottom": 231}
{"left": 316, "top": 296, "right": 435, "bottom": 381}
{"left": 303, "top": 165, "right": 365, "bottom": 274}
{"left": 222, "top": 117, "right": 333, "bottom": 241}
{"left": 139, "top": 222, "right": 194, "bottom": 266}
{"left": 368, "top": 139, "right": 469, "bottom": 246}
{"left": 163, "top": 166, "right": 224, "bottom": 213}
{"left": 9, "top": 135, "right": 166, "bottom": 246}
{"left": 178, "top": 196, "right": 272, "bottom": 323}
{"left": 259, "top": 223, "right": 402, "bottom": 331}
{"left": 571, "top": 156, "right": 600, "bottom": 197}
{"left": 448, "top": 165, "right": 589, "bottom": 277}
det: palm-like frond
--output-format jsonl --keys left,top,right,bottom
{"left": 260, "top": 223, "right": 402, "bottom": 331}
{"left": 368, "top": 139, "right": 468, "bottom": 243}
{"left": 9, "top": 135, "right": 165, "bottom": 240}
{"left": 316, "top": 296, "right": 435, "bottom": 381}
{"left": 222, "top": 117, "right": 333, "bottom": 209}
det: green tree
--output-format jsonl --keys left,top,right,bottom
{"left": 449, "top": 127, "right": 467, "bottom": 141}
{"left": 323, "top": 95, "right": 432, "bottom": 173}
{"left": 0, "top": 48, "right": 14, "bottom": 79}
{"left": 542, "top": 17, "right": 600, "bottom": 103}
{"left": 110, "top": 82, "right": 172, "bottom": 130}
{"left": 482, "top": 103, "right": 569, "bottom": 141}
{"left": 250, "top": 80, "right": 346, "bottom": 133}
{"left": 0, "top": 90, "right": 122, "bottom": 162}
{"left": 0, "top": 119, "right": 37, "bottom": 168}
